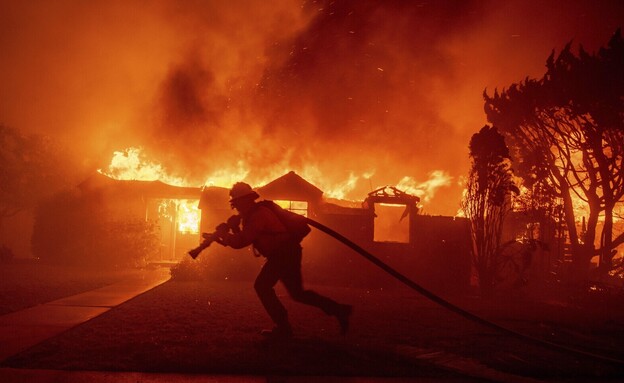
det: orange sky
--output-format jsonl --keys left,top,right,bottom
{"left": 1, "top": 0, "right": 622, "bottom": 215}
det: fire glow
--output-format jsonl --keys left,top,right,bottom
{"left": 176, "top": 200, "right": 201, "bottom": 234}
{"left": 98, "top": 147, "right": 454, "bottom": 210}
{"left": 2, "top": 1, "right": 621, "bottom": 222}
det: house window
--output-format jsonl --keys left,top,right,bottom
{"left": 176, "top": 199, "right": 201, "bottom": 234}
{"left": 274, "top": 200, "right": 308, "bottom": 217}
{"left": 373, "top": 203, "right": 410, "bottom": 243}
{"left": 147, "top": 198, "right": 201, "bottom": 261}
{"left": 155, "top": 199, "right": 201, "bottom": 234}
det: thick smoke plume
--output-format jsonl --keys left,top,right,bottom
{"left": 1, "top": 0, "right": 622, "bottom": 214}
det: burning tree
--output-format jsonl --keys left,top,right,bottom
{"left": 461, "top": 125, "right": 518, "bottom": 293}
{"left": 484, "top": 29, "right": 624, "bottom": 280}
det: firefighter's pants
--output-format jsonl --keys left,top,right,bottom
{"left": 254, "top": 244, "right": 341, "bottom": 327}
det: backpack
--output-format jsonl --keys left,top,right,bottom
{"left": 256, "top": 200, "right": 311, "bottom": 243}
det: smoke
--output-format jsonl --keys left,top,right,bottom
{"left": 1, "top": 0, "right": 622, "bottom": 214}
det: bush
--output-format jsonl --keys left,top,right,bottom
{"left": 170, "top": 250, "right": 236, "bottom": 281}
{"left": 170, "top": 257, "right": 207, "bottom": 281}
{"left": 32, "top": 189, "right": 160, "bottom": 268}
{"left": 95, "top": 218, "right": 160, "bottom": 268}
{"left": 170, "top": 247, "right": 261, "bottom": 282}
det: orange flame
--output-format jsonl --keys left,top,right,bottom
{"left": 98, "top": 147, "right": 187, "bottom": 186}
{"left": 176, "top": 199, "right": 201, "bottom": 234}
{"left": 99, "top": 147, "right": 452, "bottom": 210}
{"left": 99, "top": 148, "right": 200, "bottom": 234}
{"left": 396, "top": 171, "right": 453, "bottom": 204}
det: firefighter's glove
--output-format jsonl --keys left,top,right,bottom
{"left": 214, "top": 223, "right": 230, "bottom": 239}
{"left": 226, "top": 215, "right": 242, "bottom": 233}
{"left": 201, "top": 232, "right": 213, "bottom": 240}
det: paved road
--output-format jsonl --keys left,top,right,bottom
{"left": 0, "top": 267, "right": 501, "bottom": 382}
{"left": 0, "top": 267, "right": 171, "bottom": 361}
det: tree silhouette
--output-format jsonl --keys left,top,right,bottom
{"left": 0, "top": 125, "right": 73, "bottom": 236}
{"left": 484, "top": 29, "right": 624, "bottom": 279}
{"left": 461, "top": 125, "right": 518, "bottom": 293}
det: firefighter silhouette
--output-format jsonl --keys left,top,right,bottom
{"left": 215, "top": 182, "right": 352, "bottom": 339}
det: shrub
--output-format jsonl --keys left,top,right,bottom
{"left": 94, "top": 218, "right": 160, "bottom": 268}
{"left": 32, "top": 190, "right": 159, "bottom": 268}
{"left": 170, "top": 257, "right": 206, "bottom": 281}
{"left": 170, "top": 248, "right": 261, "bottom": 282}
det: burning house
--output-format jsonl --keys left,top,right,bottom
{"left": 52, "top": 170, "right": 469, "bottom": 290}
{"left": 73, "top": 172, "right": 203, "bottom": 263}
{"left": 198, "top": 171, "right": 471, "bottom": 292}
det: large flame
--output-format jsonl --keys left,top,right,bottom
{"left": 99, "top": 147, "right": 187, "bottom": 186}
{"left": 100, "top": 146, "right": 619, "bottom": 238}
{"left": 99, "top": 147, "right": 453, "bottom": 206}
{"left": 3, "top": 2, "right": 620, "bottom": 221}
{"left": 396, "top": 171, "right": 453, "bottom": 205}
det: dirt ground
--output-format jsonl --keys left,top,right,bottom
{"left": 2, "top": 277, "right": 624, "bottom": 381}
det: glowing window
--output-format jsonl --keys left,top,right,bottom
{"left": 156, "top": 199, "right": 200, "bottom": 234}
{"left": 373, "top": 203, "right": 409, "bottom": 243}
{"left": 176, "top": 199, "right": 201, "bottom": 234}
{"left": 275, "top": 200, "right": 308, "bottom": 217}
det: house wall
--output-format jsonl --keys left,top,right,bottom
{"left": 303, "top": 212, "right": 471, "bottom": 292}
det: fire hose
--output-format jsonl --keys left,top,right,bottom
{"left": 188, "top": 217, "right": 624, "bottom": 365}
{"left": 304, "top": 217, "right": 624, "bottom": 366}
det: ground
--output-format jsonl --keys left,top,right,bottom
{"left": 0, "top": 260, "right": 137, "bottom": 315}
{"left": 1, "top": 272, "right": 624, "bottom": 381}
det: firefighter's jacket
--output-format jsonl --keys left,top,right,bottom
{"left": 220, "top": 204, "right": 292, "bottom": 257}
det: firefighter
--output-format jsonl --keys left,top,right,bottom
{"left": 215, "top": 182, "right": 352, "bottom": 339}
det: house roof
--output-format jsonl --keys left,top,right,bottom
{"left": 79, "top": 171, "right": 327, "bottom": 209}
{"left": 257, "top": 171, "right": 323, "bottom": 202}
{"left": 198, "top": 186, "right": 230, "bottom": 209}
{"left": 78, "top": 172, "right": 201, "bottom": 199}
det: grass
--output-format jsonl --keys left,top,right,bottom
{"left": 3, "top": 277, "right": 624, "bottom": 380}
{"left": 0, "top": 259, "right": 139, "bottom": 315}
